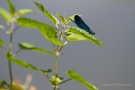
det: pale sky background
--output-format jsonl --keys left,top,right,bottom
{"left": 0, "top": 0, "right": 135, "bottom": 90}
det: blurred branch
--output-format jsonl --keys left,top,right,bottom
{"left": 59, "top": 78, "right": 72, "bottom": 85}
{"left": 13, "top": 48, "right": 22, "bottom": 57}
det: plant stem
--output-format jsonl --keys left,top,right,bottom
{"left": 59, "top": 46, "right": 64, "bottom": 52}
{"left": 53, "top": 87, "right": 56, "bottom": 90}
{"left": 59, "top": 78, "right": 72, "bottom": 85}
{"left": 45, "top": 74, "right": 53, "bottom": 85}
{"left": 59, "top": 37, "right": 68, "bottom": 52}
{"left": 13, "top": 48, "right": 22, "bottom": 57}
{"left": 8, "top": 27, "right": 14, "bottom": 52}
{"left": 8, "top": 34, "right": 13, "bottom": 84}
{"left": 13, "top": 26, "right": 20, "bottom": 33}
{"left": 56, "top": 24, "right": 65, "bottom": 52}
{"left": 52, "top": 44, "right": 58, "bottom": 78}
{"left": 52, "top": 44, "right": 59, "bottom": 88}
{"left": 59, "top": 42, "right": 67, "bottom": 52}
{"left": 53, "top": 54, "right": 58, "bottom": 78}
{"left": 8, "top": 22, "right": 15, "bottom": 84}
{"left": 8, "top": 61, "right": 13, "bottom": 84}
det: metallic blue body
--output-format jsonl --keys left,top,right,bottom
{"left": 70, "top": 15, "right": 95, "bottom": 35}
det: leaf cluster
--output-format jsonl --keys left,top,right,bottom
{"left": 0, "top": 0, "right": 104, "bottom": 90}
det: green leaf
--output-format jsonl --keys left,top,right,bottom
{"left": 55, "top": 12, "right": 66, "bottom": 24}
{"left": 51, "top": 14, "right": 60, "bottom": 24}
{"left": 6, "top": 57, "right": 47, "bottom": 74}
{"left": 0, "top": 38, "right": 5, "bottom": 46}
{"left": 19, "top": 42, "right": 54, "bottom": 55}
{"left": 67, "top": 14, "right": 82, "bottom": 23}
{"left": 39, "top": 26, "right": 65, "bottom": 46}
{"left": 7, "top": 0, "right": 16, "bottom": 16}
{"left": 46, "top": 69, "right": 52, "bottom": 73}
{"left": 17, "top": 18, "right": 64, "bottom": 46}
{"left": 66, "top": 70, "right": 99, "bottom": 90}
{"left": 7, "top": 57, "right": 38, "bottom": 70}
{"left": 65, "top": 31, "right": 87, "bottom": 41}
{"left": 34, "top": 2, "right": 60, "bottom": 24}
{"left": 18, "top": 9, "right": 36, "bottom": 16}
{"left": 0, "top": 24, "right": 5, "bottom": 30}
{"left": 0, "top": 7, "right": 12, "bottom": 22}
{"left": 65, "top": 27, "right": 104, "bottom": 47}
{"left": 17, "top": 17, "right": 56, "bottom": 30}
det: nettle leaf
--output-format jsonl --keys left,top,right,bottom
{"left": 65, "top": 27, "right": 104, "bottom": 47}
{"left": 17, "top": 17, "right": 56, "bottom": 30}
{"left": 66, "top": 70, "right": 99, "bottom": 90}
{"left": 18, "top": 9, "right": 36, "bottom": 16}
{"left": 51, "top": 14, "right": 60, "bottom": 24}
{"left": 34, "top": 2, "right": 60, "bottom": 24}
{"left": 0, "top": 38, "right": 5, "bottom": 46}
{"left": 17, "top": 18, "right": 64, "bottom": 46}
{"left": 67, "top": 14, "right": 82, "bottom": 23}
{"left": 19, "top": 42, "right": 54, "bottom": 55}
{"left": 65, "top": 31, "right": 87, "bottom": 41}
{"left": 39, "top": 26, "right": 65, "bottom": 46}
{"left": 0, "top": 7, "right": 12, "bottom": 22}
{"left": 6, "top": 57, "right": 47, "bottom": 74}
{"left": 0, "top": 24, "right": 5, "bottom": 30}
{"left": 7, "top": 57, "right": 38, "bottom": 70}
{"left": 7, "top": 0, "right": 16, "bottom": 16}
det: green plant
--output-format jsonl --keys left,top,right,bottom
{"left": 0, "top": 0, "right": 103, "bottom": 90}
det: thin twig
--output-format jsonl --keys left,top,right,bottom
{"left": 58, "top": 41, "right": 67, "bottom": 52}
{"left": 59, "top": 46, "right": 64, "bottom": 52}
{"left": 45, "top": 74, "right": 53, "bottom": 85}
{"left": 13, "top": 26, "right": 20, "bottom": 33}
{"left": 13, "top": 48, "right": 22, "bottom": 57}
{"left": 59, "top": 78, "right": 72, "bottom": 85}
{"left": 58, "top": 35, "right": 68, "bottom": 52}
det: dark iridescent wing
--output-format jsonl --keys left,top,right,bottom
{"left": 74, "top": 15, "right": 95, "bottom": 35}
{"left": 74, "top": 15, "right": 90, "bottom": 30}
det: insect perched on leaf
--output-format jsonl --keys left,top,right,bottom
{"left": 70, "top": 15, "right": 95, "bottom": 35}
